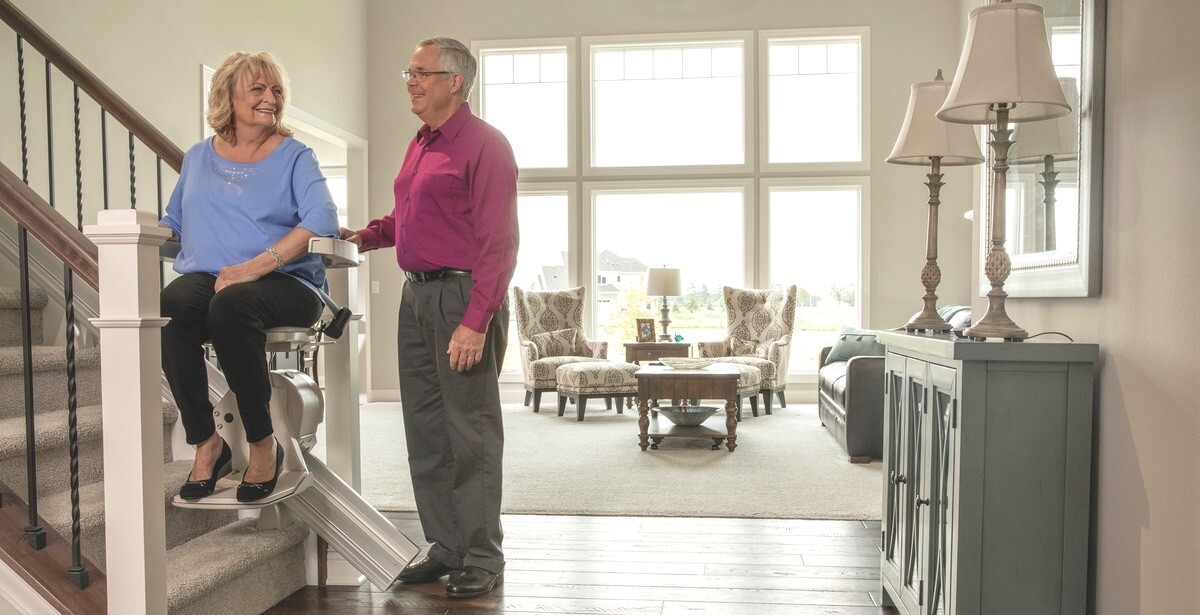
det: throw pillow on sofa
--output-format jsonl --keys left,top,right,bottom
{"left": 530, "top": 328, "right": 581, "bottom": 358}
{"left": 824, "top": 327, "right": 887, "bottom": 365}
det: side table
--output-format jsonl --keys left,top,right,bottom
{"left": 624, "top": 341, "right": 690, "bottom": 364}
{"left": 634, "top": 364, "right": 741, "bottom": 452}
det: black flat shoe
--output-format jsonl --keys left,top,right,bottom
{"left": 179, "top": 439, "right": 232, "bottom": 501}
{"left": 445, "top": 566, "right": 502, "bottom": 598}
{"left": 236, "top": 438, "right": 284, "bottom": 503}
{"left": 396, "top": 555, "right": 461, "bottom": 584}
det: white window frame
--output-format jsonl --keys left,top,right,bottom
{"left": 759, "top": 177, "right": 871, "bottom": 329}
{"left": 581, "top": 31, "right": 755, "bottom": 177}
{"left": 583, "top": 178, "right": 755, "bottom": 338}
{"left": 472, "top": 38, "right": 578, "bottom": 178}
{"left": 758, "top": 27, "right": 871, "bottom": 173}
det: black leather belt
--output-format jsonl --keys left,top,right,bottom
{"left": 404, "top": 268, "right": 471, "bottom": 283}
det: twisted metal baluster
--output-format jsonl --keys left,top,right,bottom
{"left": 128, "top": 131, "right": 136, "bottom": 208}
{"left": 64, "top": 83, "right": 89, "bottom": 589}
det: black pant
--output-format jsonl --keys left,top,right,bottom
{"left": 161, "top": 272, "right": 321, "bottom": 445}
{"left": 398, "top": 276, "right": 508, "bottom": 574}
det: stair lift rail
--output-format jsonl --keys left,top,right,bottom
{"left": 163, "top": 237, "right": 419, "bottom": 590}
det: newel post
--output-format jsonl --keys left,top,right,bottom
{"left": 83, "top": 209, "right": 171, "bottom": 614}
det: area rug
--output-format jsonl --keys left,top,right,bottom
{"left": 316, "top": 402, "right": 883, "bottom": 520}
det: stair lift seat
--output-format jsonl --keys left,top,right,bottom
{"left": 163, "top": 237, "right": 420, "bottom": 590}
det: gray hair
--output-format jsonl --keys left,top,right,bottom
{"left": 418, "top": 37, "right": 477, "bottom": 101}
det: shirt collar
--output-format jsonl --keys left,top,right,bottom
{"left": 417, "top": 102, "right": 473, "bottom": 145}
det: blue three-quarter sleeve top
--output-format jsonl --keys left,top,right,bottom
{"left": 160, "top": 137, "right": 340, "bottom": 288}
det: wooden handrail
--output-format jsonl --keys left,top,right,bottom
{"left": 0, "top": 0, "right": 183, "bottom": 172}
{"left": 0, "top": 164, "right": 99, "bottom": 290}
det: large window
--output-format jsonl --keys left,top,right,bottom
{"left": 476, "top": 29, "right": 869, "bottom": 376}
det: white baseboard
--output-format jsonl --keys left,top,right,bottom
{"left": 0, "top": 559, "right": 57, "bottom": 615}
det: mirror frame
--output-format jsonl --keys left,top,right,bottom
{"left": 984, "top": 0, "right": 1105, "bottom": 297}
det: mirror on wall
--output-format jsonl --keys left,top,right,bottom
{"left": 982, "top": 0, "right": 1104, "bottom": 297}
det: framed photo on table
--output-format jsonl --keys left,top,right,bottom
{"left": 635, "top": 319, "right": 656, "bottom": 343}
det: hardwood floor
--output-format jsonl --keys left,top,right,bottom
{"left": 272, "top": 511, "right": 900, "bottom": 614}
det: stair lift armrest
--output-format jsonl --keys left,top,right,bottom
{"left": 308, "top": 237, "right": 362, "bottom": 269}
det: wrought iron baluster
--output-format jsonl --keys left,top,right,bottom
{"left": 101, "top": 109, "right": 109, "bottom": 209}
{"left": 128, "top": 131, "right": 136, "bottom": 208}
{"left": 65, "top": 82, "right": 89, "bottom": 589}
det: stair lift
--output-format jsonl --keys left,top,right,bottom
{"left": 161, "top": 237, "right": 418, "bottom": 589}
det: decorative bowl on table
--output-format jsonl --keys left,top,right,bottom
{"left": 658, "top": 357, "right": 715, "bottom": 370}
{"left": 656, "top": 405, "right": 720, "bottom": 426}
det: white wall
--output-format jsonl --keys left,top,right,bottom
{"left": 362, "top": 0, "right": 975, "bottom": 393}
{"left": 967, "top": 0, "right": 1199, "bottom": 611}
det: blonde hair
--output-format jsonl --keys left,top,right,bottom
{"left": 206, "top": 51, "right": 294, "bottom": 143}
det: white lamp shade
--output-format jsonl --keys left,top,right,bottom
{"left": 888, "top": 76, "right": 985, "bottom": 166}
{"left": 937, "top": 2, "right": 1071, "bottom": 125}
{"left": 1011, "top": 77, "right": 1080, "bottom": 163}
{"left": 645, "top": 268, "right": 681, "bottom": 297}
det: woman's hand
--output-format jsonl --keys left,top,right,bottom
{"left": 215, "top": 257, "right": 272, "bottom": 293}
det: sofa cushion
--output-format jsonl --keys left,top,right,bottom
{"left": 824, "top": 327, "right": 886, "bottom": 365}
{"left": 819, "top": 361, "right": 849, "bottom": 405}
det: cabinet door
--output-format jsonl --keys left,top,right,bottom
{"left": 901, "top": 357, "right": 930, "bottom": 613}
{"left": 926, "top": 363, "right": 958, "bottom": 615}
{"left": 881, "top": 352, "right": 908, "bottom": 581}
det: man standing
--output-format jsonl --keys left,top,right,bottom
{"left": 342, "top": 37, "right": 517, "bottom": 599}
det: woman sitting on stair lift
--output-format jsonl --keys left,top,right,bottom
{"left": 158, "top": 51, "right": 339, "bottom": 502}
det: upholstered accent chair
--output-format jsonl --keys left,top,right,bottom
{"left": 697, "top": 285, "right": 797, "bottom": 413}
{"left": 511, "top": 286, "right": 608, "bottom": 412}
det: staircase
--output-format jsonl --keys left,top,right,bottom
{"left": 0, "top": 285, "right": 310, "bottom": 613}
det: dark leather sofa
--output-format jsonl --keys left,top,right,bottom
{"left": 818, "top": 307, "right": 971, "bottom": 463}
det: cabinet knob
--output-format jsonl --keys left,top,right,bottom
{"left": 894, "top": 474, "right": 907, "bottom": 485}
{"left": 916, "top": 497, "right": 930, "bottom": 506}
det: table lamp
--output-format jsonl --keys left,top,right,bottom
{"left": 887, "top": 69, "right": 984, "bottom": 333}
{"left": 1011, "top": 77, "right": 1079, "bottom": 252}
{"left": 936, "top": 0, "right": 1071, "bottom": 341}
{"left": 645, "top": 267, "right": 681, "bottom": 342}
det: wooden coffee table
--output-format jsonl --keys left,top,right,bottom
{"left": 634, "top": 364, "right": 741, "bottom": 452}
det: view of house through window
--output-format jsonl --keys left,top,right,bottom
{"left": 476, "top": 29, "right": 868, "bottom": 376}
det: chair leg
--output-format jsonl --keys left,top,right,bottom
{"left": 533, "top": 390, "right": 543, "bottom": 413}
{"left": 762, "top": 391, "right": 772, "bottom": 415}
{"left": 777, "top": 390, "right": 786, "bottom": 410}
{"left": 605, "top": 397, "right": 613, "bottom": 410}
{"left": 524, "top": 390, "right": 532, "bottom": 406}
{"left": 750, "top": 395, "right": 759, "bottom": 417}
{"left": 577, "top": 396, "right": 588, "bottom": 421}
{"left": 557, "top": 394, "right": 567, "bottom": 417}
{"left": 616, "top": 396, "right": 625, "bottom": 414}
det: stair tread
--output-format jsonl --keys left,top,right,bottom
{"left": 0, "top": 400, "right": 177, "bottom": 460}
{"left": 38, "top": 460, "right": 195, "bottom": 533}
{"left": 166, "top": 518, "right": 309, "bottom": 610}
{"left": 0, "top": 286, "right": 49, "bottom": 310}
{"left": 0, "top": 344, "right": 100, "bottom": 376}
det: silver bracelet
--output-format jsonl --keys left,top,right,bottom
{"left": 266, "top": 246, "right": 285, "bottom": 269}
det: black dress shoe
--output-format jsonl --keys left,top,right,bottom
{"left": 236, "top": 438, "right": 284, "bottom": 503}
{"left": 446, "top": 566, "right": 502, "bottom": 598}
{"left": 179, "top": 439, "right": 232, "bottom": 501}
{"left": 396, "top": 555, "right": 461, "bottom": 584}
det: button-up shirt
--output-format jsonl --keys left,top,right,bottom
{"left": 358, "top": 104, "right": 519, "bottom": 333}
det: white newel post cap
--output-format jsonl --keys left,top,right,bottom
{"left": 84, "top": 209, "right": 172, "bottom": 321}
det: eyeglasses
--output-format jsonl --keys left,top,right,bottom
{"left": 402, "top": 69, "right": 455, "bottom": 82}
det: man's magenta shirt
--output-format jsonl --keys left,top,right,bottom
{"left": 358, "top": 104, "right": 519, "bottom": 333}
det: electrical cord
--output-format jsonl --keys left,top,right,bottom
{"left": 1027, "top": 331, "right": 1075, "bottom": 342}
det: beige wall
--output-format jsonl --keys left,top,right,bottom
{"left": 8, "top": 0, "right": 369, "bottom": 148}
{"left": 363, "top": 0, "right": 975, "bottom": 392}
{"left": 967, "top": 0, "right": 1199, "bottom": 611}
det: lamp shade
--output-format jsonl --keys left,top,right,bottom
{"left": 1011, "top": 77, "right": 1080, "bottom": 164}
{"left": 645, "top": 267, "right": 681, "bottom": 297}
{"left": 937, "top": 1, "right": 1071, "bottom": 125}
{"left": 887, "top": 71, "right": 985, "bottom": 166}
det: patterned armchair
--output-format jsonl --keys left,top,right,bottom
{"left": 511, "top": 286, "right": 608, "bottom": 412}
{"left": 697, "top": 285, "right": 797, "bottom": 414}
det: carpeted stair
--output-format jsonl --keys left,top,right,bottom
{"left": 0, "top": 285, "right": 309, "bottom": 612}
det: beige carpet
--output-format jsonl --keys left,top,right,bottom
{"left": 317, "top": 401, "right": 883, "bottom": 520}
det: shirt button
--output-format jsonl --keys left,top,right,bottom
{"left": 412, "top": 170, "right": 418, "bottom": 176}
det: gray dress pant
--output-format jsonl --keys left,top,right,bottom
{"left": 397, "top": 275, "right": 508, "bottom": 574}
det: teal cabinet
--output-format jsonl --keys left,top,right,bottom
{"left": 877, "top": 331, "right": 1098, "bottom": 615}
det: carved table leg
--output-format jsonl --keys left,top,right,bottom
{"left": 638, "top": 397, "right": 650, "bottom": 451}
{"left": 651, "top": 437, "right": 663, "bottom": 450}
{"left": 725, "top": 398, "right": 737, "bottom": 452}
